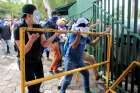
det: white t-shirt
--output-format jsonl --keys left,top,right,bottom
{"left": 58, "top": 26, "right": 67, "bottom": 43}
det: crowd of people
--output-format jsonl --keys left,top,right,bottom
{"left": 0, "top": 16, "right": 21, "bottom": 56}
{"left": 0, "top": 4, "right": 112, "bottom": 93}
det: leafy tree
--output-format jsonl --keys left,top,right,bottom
{"left": 32, "top": 0, "right": 47, "bottom": 20}
{"left": 0, "top": 1, "right": 24, "bottom": 18}
{"left": 138, "top": 10, "right": 140, "bottom": 17}
{"left": 0, "top": 0, "right": 76, "bottom": 19}
{"left": 48, "top": 0, "right": 76, "bottom": 9}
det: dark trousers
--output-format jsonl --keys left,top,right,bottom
{"left": 46, "top": 50, "right": 49, "bottom": 58}
{"left": 25, "top": 60, "right": 44, "bottom": 93}
{"left": 44, "top": 48, "right": 50, "bottom": 58}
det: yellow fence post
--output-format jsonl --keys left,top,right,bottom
{"left": 106, "top": 35, "right": 112, "bottom": 89}
{"left": 20, "top": 27, "right": 26, "bottom": 93}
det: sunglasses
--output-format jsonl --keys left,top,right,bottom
{"left": 78, "top": 23, "right": 88, "bottom": 27}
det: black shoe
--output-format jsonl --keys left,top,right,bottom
{"left": 85, "top": 89, "right": 92, "bottom": 93}
{"left": 57, "top": 85, "right": 61, "bottom": 90}
{"left": 85, "top": 91, "right": 92, "bottom": 93}
{"left": 48, "top": 70, "right": 54, "bottom": 74}
{"left": 54, "top": 70, "right": 62, "bottom": 74}
{"left": 58, "top": 67, "right": 64, "bottom": 72}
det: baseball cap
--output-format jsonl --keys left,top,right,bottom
{"left": 22, "top": 4, "right": 36, "bottom": 17}
{"left": 76, "top": 18, "right": 89, "bottom": 26}
{"left": 50, "top": 16, "right": 59, "bottom": 23}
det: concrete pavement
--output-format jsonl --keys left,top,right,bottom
{"left": 0, "top": 54, "right": 105, "bottom": 93}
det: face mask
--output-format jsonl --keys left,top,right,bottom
{"left": 78, "top": 23, "right": 87, "bottom": 27}
{"left": 79, "top": 27, "right": 89, "bottom": 37}
{"left": 33, "top": 10, "right": 40, "bottom": 24}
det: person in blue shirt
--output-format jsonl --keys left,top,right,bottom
{"left": 43, "top": 16, "right": 58, "bottom": 60}
{"left": 60, "top": 18, "right": 106, "bottom": 93}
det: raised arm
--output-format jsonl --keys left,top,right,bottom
{"left": 40, "top": 33, "right": 59, "bottom": 48}
{"left": 71, "top": 32, "right": 81, "bottom": 49}
{"left": 89, "top": 37, "right": 100, "bottom": 47}
{"left": 89, "top": 19, "right": 101, "bottom": 29}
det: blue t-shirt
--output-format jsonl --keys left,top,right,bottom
{"left": 65, "top": 33, "right": 91, "bottom": 61}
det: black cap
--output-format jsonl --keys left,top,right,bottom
{"left": 22, "top": 4, "right": 36, "bottom": 17}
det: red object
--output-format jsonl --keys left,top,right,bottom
{"left": 50, "top": 42, "right": 61, "bottom": 71}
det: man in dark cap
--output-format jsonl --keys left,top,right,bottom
{"left": 14, "top": 4, "right": 59, "bottom": 93}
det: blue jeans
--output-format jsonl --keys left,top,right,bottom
{"left": 60, "top": 57, "right": 90, "bottom": 93}
{"left": 59, "top": 42, "right": 65, "bottom": 57}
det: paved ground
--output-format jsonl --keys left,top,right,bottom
{"left": 0, "top": 52, "right": 105, "bottom": 93}
{"left": 0, "top": 55, "right": 19, "bottom": 93}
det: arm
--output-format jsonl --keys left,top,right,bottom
{"left": 89, "top": 25, "right": 112, "bottom": 47}
{"left": 89, "top": 19, "right": 101, "bottom": 29}
{"left": 90, "top": 31, "right": 108, "bottom": 47}
{"left": 71, "top": 32, "right": 81, "bottom": 49}
{"left": 15, "top": 33, "right": 40, "bottom": 54}
{"left": 89, "top": 37, "right": 100, "bottom": 47}
{"left": 41, "top": 33, "right": 59, "bottom": 48}
{"left": 89, "top": 31, "right": 108, "bottom": 47}
{"left": 89, "top": 24, "right": 98, "bottom": 29}
{"left": 15, "top": 40, "right": 33, "bottom": 54}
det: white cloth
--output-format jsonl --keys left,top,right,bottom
{"left": 76, "top": 18, "right": 89, "bottom": 26}
{"left": 71, "top": 25, "right": 89, "bottom": 37}
{"left": 58, "top": 26, "right": 67, "bottom": 43}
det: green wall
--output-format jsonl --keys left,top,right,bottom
{"left": 48, "top": 0, "right": 76, "bottom": 9}
{"left": 68, "top": 0, "right": 96, "bottom": 19}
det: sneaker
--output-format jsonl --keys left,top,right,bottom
{"left": 58, "top": 67, "right": 64, "bottom": 72}
{"left": 54, "top": 70, "right": 63, "bottom": 74}
{"left": 48, "top": 70, "right": 54, "bottom": 74}
{"left": 57, "top": 85, "right": 61, "bottom": 90}
{"left": 95, "top": 79, "right": 105, "bottom": 84}
{"left": 85, "top": 91, "right": 92, "bottom": 93}
{"left": 85, "top": 88, "right": 92, "bottom": 93}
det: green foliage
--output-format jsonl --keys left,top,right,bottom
{"left": 32, "top": 0, "right": 46, "bottom": 20}
{"left": 138, "top": 9, "right": 140, "bottom": 17}
{"left": 0, "top": 1, "right": 24, "bottom": 18}
{"left": 48, "top": 0, "right": 76, "bottom": 9}
{"left": 32, "top": 0, "right": 76, "bottom": 19}
{"left": 0, "top": 0, "right": 76, "bottom": 19}
{"left": 0, "top": 0, "right": 46, "bottom": 19}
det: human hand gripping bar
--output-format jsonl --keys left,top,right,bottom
{"left": 25, "top": 27, "right": 110, "bottom": 36}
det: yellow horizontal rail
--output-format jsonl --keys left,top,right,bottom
{"left": 106, "top": 61, "right": 140, "bottom": 92}
{"left": 135, "top": 61, "right": 140, "bottom": 66}
{"left": 26, "top": 61, "right": 109, "bottom": 87}
{"left": 23, "top": 27, "right": 110, "bottom": 35}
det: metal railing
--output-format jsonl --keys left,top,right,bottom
{"left": 92, "top": 0, "right": 140, "bottom": 93}
{"left": 106, "top": 61, "right": 140, "bottom": 93}
{"left": 19, "top": 27, "right": 112, "bottom": 93}
{"left": 69, "top": 0, "right": 140, "bottom": 92}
